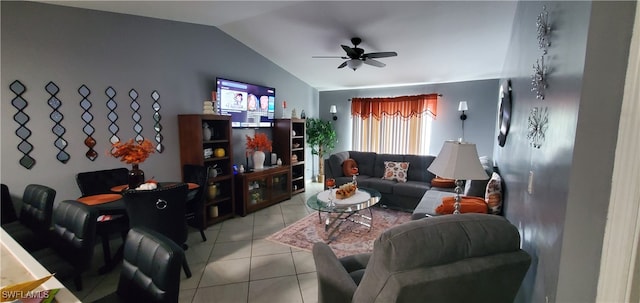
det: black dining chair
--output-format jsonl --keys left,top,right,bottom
{"left": 3, "top": 184, "right": 56, "bottom": 252}
{"left": 123, "top": 183, "right": 192, "bottom": 278}
{"left": 182, "top": 164, "right": 208, "bottom": 242}
{"left": 1, "top": 183, "right": 19, "bottom": 225}
{"left": 76, "top": 168, "right": 130, "bottom": 270}
{"left": 91, "top": 227, "right": 184, "bottom": 303}
{"left": 32, "top": 199, "right": 98, "bottom": 291}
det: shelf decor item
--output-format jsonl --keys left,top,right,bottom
{"left": 202, "top": 123, "right": 212, "bottom": 141}
{"left": 246, "top": 133, "right": 272, "bottom": 169}
{"left": 110, "top": 138, "right": 156, "bottom": 189}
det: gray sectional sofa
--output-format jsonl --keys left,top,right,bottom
{"left": 324, "top": 151, "right": 495, "bottom": 214}
{"left": 325, "top": 151, "right": 449, "bottom": 211}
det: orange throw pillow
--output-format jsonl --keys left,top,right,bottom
{"left": 431, "top": 177, "right": 456, "bottom": 188}
{"left": 342, "top": 158, "right": 358, "bottom": 177}
{"left": 435, "top": 196, "right": 488, "bottom": 215}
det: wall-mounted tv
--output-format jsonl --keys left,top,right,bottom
{"left": 216, "top": 77, "right": 275, "bottom": 128}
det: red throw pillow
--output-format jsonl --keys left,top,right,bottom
{"left": 435, "top": 196, "right": 488, "bottom": 215}
{"left": 342, "top": 158, "right": 358, "bottom": 177}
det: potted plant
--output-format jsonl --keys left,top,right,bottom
{"left": 306, "top": 118, "right": 337, "bottom": 183}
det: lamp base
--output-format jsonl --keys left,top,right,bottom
{"left": 453, "top": 179, "right": 464, "bottom": 214}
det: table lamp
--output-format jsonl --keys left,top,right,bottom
{"left": 427, "top": 141, "right": 488, "bottom": 214}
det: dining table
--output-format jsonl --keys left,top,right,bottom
{"left": 74, "top": 182, "right": 200, "bottom": 274}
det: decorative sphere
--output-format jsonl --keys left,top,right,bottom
{"left": 214, "top": 148, "right": 226, "bottom": 158}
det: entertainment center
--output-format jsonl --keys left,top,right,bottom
{"left": 178, "top": 77, "right": 307, "bottom": 224}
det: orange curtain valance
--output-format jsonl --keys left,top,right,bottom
{"left": 350, "top": 93, "right": 439, "bottom": 119}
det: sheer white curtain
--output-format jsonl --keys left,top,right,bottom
{"left": 352, "top": 112, "right": 433, "bottom": 154}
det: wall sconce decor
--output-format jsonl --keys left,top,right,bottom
{"left": 458, "top": 101, "right": 468, "bottom": 141}
{"left": 330, "top": 105, "right": 338, "bottom": 120}
{"left": 531, "top": 55, "right": 548, "bottom": 100}
{"left": 536, "top": 5, "right": 551, "bottom": 54}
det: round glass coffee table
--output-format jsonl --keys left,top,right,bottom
{"left": 307, "top": 187, "right": 382, "bottom": 243}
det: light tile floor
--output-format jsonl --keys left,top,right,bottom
{"left": 69, "top": 182, "right": 324, "bottom": 303}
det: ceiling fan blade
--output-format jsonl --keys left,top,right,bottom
{"left": 364, "top": 51, "right": 398, "bottom": 59}
{"left": 363, "top": 58, "right": 386, "bottom": 68}
{"left": 341, "top": 45, "right": 359, "bottom": 59}
{"left": 312, "top": 56, "right": 349, "bottom": 59}
{"left": 337, "top": 61, "right": 348, "bottom": 69}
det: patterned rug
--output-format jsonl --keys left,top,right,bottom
{"left": 266, "top": 207, "right": 412, "bottom": 258}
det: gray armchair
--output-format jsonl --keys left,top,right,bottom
{"left": 312, "top": 213, "right": 531, "bottom": 303}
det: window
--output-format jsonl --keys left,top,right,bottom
{"left": 351, "top": 94, "right": 438, "bottom": 155}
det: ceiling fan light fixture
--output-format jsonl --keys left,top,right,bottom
{"left": 347, "top": 59, "right": 363, "bottom": 71}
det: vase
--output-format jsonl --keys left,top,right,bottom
{"left": 253, "top": 150, "right": 265, "bottom": 169}
{"left": 202, "top": 123, "right": 212, "bottom": 141}
{"left": 207, "top": 183, "right": 218, "bottom": 200}
{"left": 128, "top": 164, "right": 145, "bottom": 189}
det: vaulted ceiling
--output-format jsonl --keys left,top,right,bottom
{"left": 42, "top": 1, "right": 517, "bottom": 91}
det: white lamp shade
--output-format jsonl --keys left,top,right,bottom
{"left": 347, "top": 59, "right": 363, "bottom": 70}
{"left": 458, "top": 101, "right": 469, "bottom": 111}
{"left": 428, "top": 141, "right": 488, "bottom": 180}
{"left": 329, "top": 105, "right": 337, "bottom": 114}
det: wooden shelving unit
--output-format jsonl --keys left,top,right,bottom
{"left": 235, "top": 165, "right": 291, "bottom": 216}
{"left": 178, "top": 114, "right": 235, "bottom": 226}
{"left": 273, "top": 118, "right": 306, "bottom": 195}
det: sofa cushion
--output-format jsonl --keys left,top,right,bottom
{"left": 373, "top": 154, "right": 405, "bottom": 178}
{"left": 485, "top": 172, "right": 503, "bottom": 214}
{"left": 403, "top": 154, "right": 436, "bottom": 182}
{"left": 349, "top": 151, "right": 377, "bottom": 177}
{"left": 359, "top": 178, "right": 395, "bottom": 194}
{"left": 342, "top": 158, "right": 358, "bottom": 177}
{"left": 381, "top": 161, "right": 410, "bottom": 183}
{"left": 392, "top": 181, "right": 430, "bottom": 198}
{"left": 463, "top": 156, "right": 493, "bottom": 197}
{"left": 327, "top": 151, "right": 350, "bottom": 178}
{"left": 436, "top": 196, "right": 488, "bottom": 214}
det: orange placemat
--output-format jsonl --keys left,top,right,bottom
{"left": 110, "top": 184, "right": 128, "bottom": 193}
{"left": 77, "top": 194, "right": 123, "bottom": 206}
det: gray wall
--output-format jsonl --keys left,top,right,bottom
{"left": 319, "top": 79, "right": 499, "bottom": 158}
{"left": 1, "top": 1, "right": 317, "bottom": 200}
{"left": 496, "top": 1, "right": 635, "bottom": 302}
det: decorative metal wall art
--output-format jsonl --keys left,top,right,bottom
{"left": 129, "top": 89, "right": 143, "bottom": 142}
{"left": 106, "top": 87, "right": 120, "bottom": 153}
{"left": 527, "top": 107, "right": 549, "bottom": 149}
{"left": 531, "top": 5, "right": 552, "bottom": 100}
{"left": 536, "top": 5, "right": 551, "bottom": 54}
{"left": 45, "top": 82, "right": 70, "bottom": 163}
{"left": 79, "top": 85, "right": 98, "bottom": 161}
{"left": 531, "top": 55, "right": 548, "bottom": 100}
{"left": 10, "top": 80, "right": 36, "bottom": 169}
{"left": 151, "top": 90, "right": 164, "bottom": 153}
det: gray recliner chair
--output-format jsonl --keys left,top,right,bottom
{"left": 312, "top": 213, "right": 531, "bottom": 303}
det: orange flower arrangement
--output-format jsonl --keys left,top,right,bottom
{"left": 110, "top": 138, "right": 156, "bottom": 164}
{"left": 246, "top": 133, "right": 272, "bottom": 154}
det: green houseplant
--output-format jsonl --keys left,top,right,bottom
{"left": 306, "top": 118, "right": 337, "bottom": 183}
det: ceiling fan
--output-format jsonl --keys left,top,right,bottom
{"left": 313, "top": 37, "right": 398, "bottom": 71}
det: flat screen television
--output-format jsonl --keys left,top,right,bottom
{"left": 216, "top": 77, "right": 276, "bottom": 128}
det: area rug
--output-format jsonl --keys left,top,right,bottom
{"left": 266, "top": 207, "right": 412, "bottom": 258}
